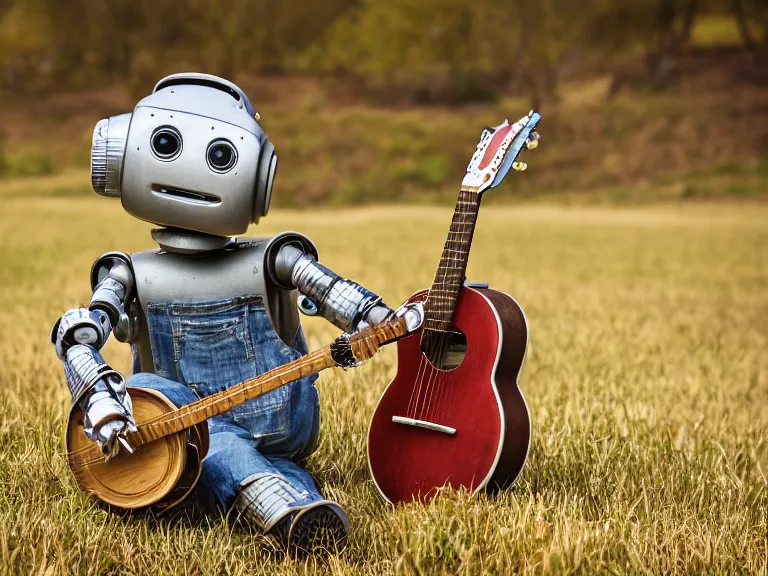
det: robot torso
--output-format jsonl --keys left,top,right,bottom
{"left": 129, "top": 236, "right": 303, "bottom": 377}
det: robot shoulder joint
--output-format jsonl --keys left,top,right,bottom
{"left": 264, "top": 232, "right": 319, "bottom": 290}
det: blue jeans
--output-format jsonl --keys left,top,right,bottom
{"left": 128, "top": 295, "right": 323, "bottom": 528}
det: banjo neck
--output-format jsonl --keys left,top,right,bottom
{"left": 125, "top": 312, "right": 414, "bottom": 449}
{"left": 127, "top": 347, "right": 336, "bottom": 448}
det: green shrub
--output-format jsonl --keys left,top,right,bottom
{"left": 2, "top": 152, "right": 56, "bottom": 178}
{"left": 0, "top": 134, "right": 7, "bottom": 177}
{"left": 394, "top": 154, "right": 452, "bottom": 187}
{"left": 308, "top": 0, "right": 519, "bottom": 105}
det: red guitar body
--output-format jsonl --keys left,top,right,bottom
{"left": 367, "top": 286, "right": 531, "bottom": 503}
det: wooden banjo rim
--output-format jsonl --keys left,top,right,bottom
{"left": 66, "top": 388, "right": 188, "bottom": 510}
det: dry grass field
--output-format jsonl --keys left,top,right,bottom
{"left": 0, "top": 190, "right": 767, "bottom": 574}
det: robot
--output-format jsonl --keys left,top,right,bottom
{"left": 51, "top": 73, "right": 395, "bottom": 555}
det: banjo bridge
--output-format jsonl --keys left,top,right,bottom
{"left": 391, "top": 416, "right": 456, "bottom": 435}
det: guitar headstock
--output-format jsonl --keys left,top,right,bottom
{"left": 462, "top": 111, "right": 541, "bottom": 194}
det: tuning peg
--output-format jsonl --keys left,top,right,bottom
{"left": 512, "top": 162, "right": 527, "bottom": 172}
{"left": 525, "top": 130, "right": 540, "bottom": 150}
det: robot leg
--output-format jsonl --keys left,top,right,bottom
{"left": 236, "top": 471, "right": 349, "bottom": 557}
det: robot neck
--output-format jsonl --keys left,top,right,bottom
{"left": 151, "top": 227, "right": 234, "bottom": 254}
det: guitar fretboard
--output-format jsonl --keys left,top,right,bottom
{"left": 423, "top": 187, "right": 481, "bottom": 332}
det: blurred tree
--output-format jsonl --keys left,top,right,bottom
{"left": 592, "top": 0, "right": 705, "bottom": 95}
{"left": 647, "top": 0, "right": 700, "bottom": 86}
{"left": 0, "top": 0, "right": 52, "bottom": 96}
{"left": 0, "top": 0, "right": 358, "bottom": 96}
{"left": 312, "top": 0, "right": 705, "bottom": 105}
{"left": 511, "top": 0, "right": 611, "bottom": 108}
{"left": 732, "top": 0, "right": 768, "bottom": 52}
{"left": 312, "top": 0, "right": 523, "bottom": 104}
{"left": 0, "top": 0, "right": 763, "bottom": 102}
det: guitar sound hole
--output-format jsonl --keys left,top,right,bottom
{"left": 420, "top": 328, "right": 467, "bottom": 371}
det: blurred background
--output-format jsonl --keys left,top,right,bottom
{"left": 1, "top": 5, "right": 767, "bottom": 573}
{"left": 0, "top": 0, "right": 766, "bottom": 205}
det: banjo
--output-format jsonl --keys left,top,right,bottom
{"left": 66, "top": 305, "right": 421, "bottom": 512}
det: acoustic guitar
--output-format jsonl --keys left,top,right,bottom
{"left": 66, "top": 307, "right": 420, "bottom": 512}
{"left": 367, "top": 112, "right": 541, "bottom": 503}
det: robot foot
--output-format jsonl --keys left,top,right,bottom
{"left": 271, "top": 501, "right": 349, "bottom": 558}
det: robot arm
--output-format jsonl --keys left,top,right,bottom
{"left": 51, "top": 252, "right": 139, "bottom": 457}
{"left": 273, "top": 241, "right": 393, "bottom": 333}
{"left": 89, "top": 252, "right": 140, "bottom": 343}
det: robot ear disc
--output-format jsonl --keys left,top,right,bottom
{"left": 253, "top": 139, "right": 276, "bottom": 224}
{"left": 91, "top": 119, "right": 110, "bottom": 195}
{"left": 263, "top": 155, "right": 277, "bottom": 218}
{"left": 91, "top": 113, "right": 132, "bottom": 198}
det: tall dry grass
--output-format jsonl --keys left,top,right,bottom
{"left": 0, "top": 193, "right": 766, "bottom": 575}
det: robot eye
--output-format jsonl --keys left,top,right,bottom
{"left": 151, "top": 127, "right": 182, "bottom": 161}
{"left": 206, "top": 140, "right": 238, "bottom": 173}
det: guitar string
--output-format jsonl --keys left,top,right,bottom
{"left": 406, "top": 296, "right": 433, "bottom": 420}
{"left": 411, "top": 333, "right": 436, "bottom": 420}
{"left": 418, "top": 350, "right": 440, "bottom": 421}
{"left": 436, "top": 322, "right": 455, "bottom": 423}
{"left": 422, "top": 289, "right": 456, "bottom": 418}
{"left": 435, "top": 205, "right": 473, "bottom": 422}
{"left": 420, "top": 248, "right": 454, "bottom": 418}
{"left": 435, "top": 336, "right": 451, "bottom": 423}
{"left": 441, "top": 331, "right": 459, "bottom": 423}
{"left": 426, "top": 321, "right": 457, "bottom": 420}
{"left": 412, "top": 232, "right": 453, "bottom": 421}
{"left": 424, "top": 332, "right": 448, "bottom": 421}
{"left": 426, "top": 199, "right": 463, "bottom": 417}
{"left": 420, "top": 194, "right": 474, "bottom": 421}
{"left": 407, "top": 352, "right": 429, "bottom": 420}
{"left": 419, "top": 238, "right": 453, "bottom": 419}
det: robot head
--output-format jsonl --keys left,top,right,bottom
{"left": 91, "top": 73, "right": 277, "bottom": 236}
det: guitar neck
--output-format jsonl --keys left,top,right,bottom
{"left": 423, "top": 187, "right": 482, "bottom": 332}
{"left": 128, "top": 347, "right": 336, "bottom": 448}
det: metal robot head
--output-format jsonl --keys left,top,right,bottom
{"left": 91, "top": 73, "right": 277, "bottom": 236}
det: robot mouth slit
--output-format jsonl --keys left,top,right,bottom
{"left": 151, "top": 186, "right": 222, "bottom": 207}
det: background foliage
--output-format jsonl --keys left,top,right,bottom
{"left": 1, "top": 1, "right": 766, "bottom": 208}
{"left": 0, "top": 3, "right": 766, "bottom": 574}
{"left": 0, "top": 0, "right": 766, "bottom": 103}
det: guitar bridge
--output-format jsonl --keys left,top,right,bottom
{"left": 391, "top": 416, "right": 456, "bottom": 435}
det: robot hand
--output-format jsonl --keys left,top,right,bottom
{"left": 357, "top": 300, "right": 424, "bottom": 333}
{"left": 51, "top": 308, "right": 111, "bottom": 359}
{"left": 353, "top": 303, "right": 395, "bottom": 331}
{"left": 82, "top": 374, "right": 137, "bottom": 459}
{"left": 356, "top": 300, "right": 425, "bottom": 336}
{"left": 89, "top": 418, "right": 136, "bottom": 459}
{"left": 391, "top": 301, "right": 425, "bottom": 334}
